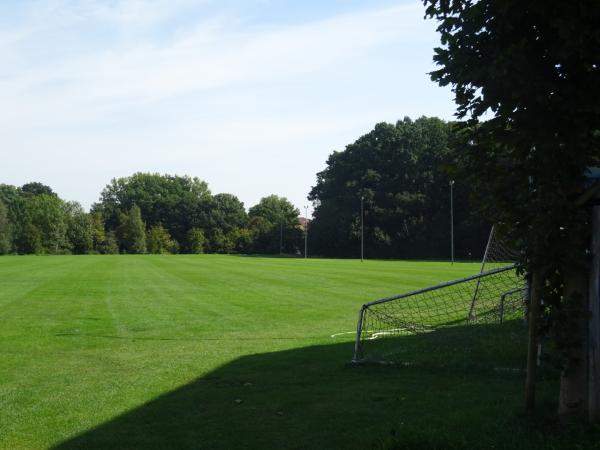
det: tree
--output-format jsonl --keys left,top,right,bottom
{"left": 18, "top": 222, "right": 43, "bottom": 254}
{"left": 147, "top": 225, "right": 178, "bottom": 254}
{"left": 228, "top": 227, "right": 253, "bottom": 254}
{"left": 65, "top": 202, "right": 93, "bottom": 254}
{"left": 0, "top": 201, "right": 11, "bottom": 254}
{"left": 90, "top": 211, "right": 106, "bottom": 253}
{"left": 0, "top": 184, "right": 20, "bottom": 214}
{"left": 249, "top": 196, "right": 302, "bottom": 254}
{"left": 423, "top": 0, "right": 600, "bottom": 420}
{"left": 117, "top": 206, "right": 146, "bottom": 254}
{"left": 185, "top": 228, "right": 205, "bottom": 254}
{"left": 308, "top": 117, "right": 489, "bottom": 258}
{"left": 96, "top": 173, "right": 211, "bottom": 247}
{"left": 26, "top": 194, "right": 69, "bottom": 254}
{"left": 205, "top": 193, "right": 249, "bottom": 252}
{"left": 89, "top": 211, "right": 119, "bottom": 254}
{"left": 0, "top": 184, "right": 67, "bottom": 254}
{"left": 208, "top": 193, "right": 248, "bottom": 233}
{"left": 20, "top": 182, "right": 55, "bottom": 198}
{"left": 1, "top": 185, "right": 24, "bottom": 253}
{"left": 93, "top": 173, "right": 258, "bottom": 254}
{"left": 102, "top": 231, "right": 120, "bottom": 255}
{"left": 207, "top": 228, "right": 234, "bottom": 254}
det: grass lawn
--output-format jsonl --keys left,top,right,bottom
{"left": 0, "top": 255, "right": 599, "bottom": 449}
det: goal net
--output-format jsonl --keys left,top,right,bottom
{"left": 352, "top": 226, "right": 528, "bottom": 365}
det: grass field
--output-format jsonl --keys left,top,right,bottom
{"left": 1, "top": 255, "right": 599, "bottom": 449}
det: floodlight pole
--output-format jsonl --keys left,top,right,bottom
{"left": 304, "top": 205, "right": 308, "bottom": 259}
{"left": 450, "top": 180, "right": 455, "bottom": 265}
{"left": 360, "top": 195, "right": 364, "bottom": 262}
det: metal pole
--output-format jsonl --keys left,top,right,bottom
{"left": 304, "top": 205, "right": 308, "bottom": 259}
{"left": 352, "top": 305, "right": 367, "bottom": 363}
{"left": 525, "top": 271, "right": 542, "bottom": 412}
{"left": 468, "top": 225, "right": 495, "bottom": 321}
{"left": 450, "top": 180, "right": 455, "bottom": 265}
{"left": 589, "top": 205, "right": 600, "bottom": 420}
{"left": 360, "top": 196, "right": 364, "bottom": 262}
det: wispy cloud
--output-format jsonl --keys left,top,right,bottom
{"left": 2, "top": 1, "right": 427, "bottom": 119}
{"left": 0, "top": 0, "right": 453, "bottom": 210}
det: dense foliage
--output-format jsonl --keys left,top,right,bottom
{"left": 1, "top": 116, "right": 495, "bottom": 258}
{"left": 0, "top": 183, "right": 74, "bottom": 255}
{"left": 248, "top": 195, "right": 303, "bottom": 254}
{"left": 0, "top": 175, "right": 304, "bottom": 255}
{"left": 308, "top": 117, "right": 490, "bottom": 259}
{"left": 423, "top": 0, "right": 600, "bottom": 418}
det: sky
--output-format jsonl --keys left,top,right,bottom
{"left": 0, "top": 0, "right": 456, "bottom": 214}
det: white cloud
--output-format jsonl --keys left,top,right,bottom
{"left": 1, "top": 2, "right": 428, "bottom": 119}
{"left": 0, "top": 1, "right": 454, "bottom": 210}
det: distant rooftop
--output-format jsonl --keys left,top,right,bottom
{"left": 298, "top": 217, "right": 311, "bottom": 227}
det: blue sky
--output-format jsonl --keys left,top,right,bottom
{"left": 0, "top": 0, "right": 455, "bottom": 213}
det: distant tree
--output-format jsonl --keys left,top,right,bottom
{"left": 20, "top": 182, "right": 55, "bottom": 197}
{"left": 0, "top": 201, "right": 11, "bottom": 254}
{"left": 308, "top": 117, "right": 489, "bottom": 258}
{"left": 101, "top": 231, "right": 120, "bottom": 255}
{"left": 249, "top": 196, "right": 302, "bottom": 254}
{"left": 117, "top": 206, "right": 146, "bottom": 254}
{"left": 249, "top": 216, "right": 272, "bottom": 252}
{"left": 0, "top": 184, "right": 20, "bottom": 213}
{"left": 26, "top": 194, "right": 69, "bottom": 254}
{"left": 64, "top": 202, "right": 93, "bottom": 254}
{"left": 17, "top": 222, "right": 43, "bottom": 254}
{"left": 185, "top": 228, "right": 205, "bottom": 254}
{"left": 90, "top": 211, "right": 106, "bottom": 253}
{"left": 204, "top": 193, "right": 249, "bottom": 252}
{"left": 88, "top": 210, "right": 118, "bottom": 254}
{"left": 96, "top": 173, "right": 211, "bottom": 246}
{"left": 228, "top": 227, "right": 253, "bottom": 254}
{"left": 147, "top": 225, "right": 178, "bottom": 254}
{"left": 207, "top": 228, "right": 233, "bottom": 254}
{"left": 208, "top": 194, "right": 248, "bottom": 233}
{"left": 0, "top": 185, "right": 24, "bottom": 252}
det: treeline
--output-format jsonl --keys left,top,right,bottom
{"left": 0, "top": 116, "right": 490, "bottom": 258}
{"left": 0, "top": 176, "right": 303, "bottom": 255}
{"left": 307, "top": 116, "right": 490, "bottom": 259}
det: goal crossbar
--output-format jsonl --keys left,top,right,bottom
{"left": 362, "top": 265, "right": 514, "bottom": 309}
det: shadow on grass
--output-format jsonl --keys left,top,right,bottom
{"left": 52, "top": 322, "right": 598, "bottom": 450}
{"left": 357, "top": 320, "right": 529, "bottom": 370}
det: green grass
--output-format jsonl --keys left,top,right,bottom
{"left": 0, "top": 255, "right": 598, "bottom": 449}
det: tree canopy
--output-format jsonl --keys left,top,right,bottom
{"left": 248, "top": 195, "right": 303, "bottom": 254}
{"left": 424, "top": 0, "right": 600, "bottom": 419}
{"left": 308, "top": 117, "right": 489, "bottom": 258}
{"left": 1, "top": 114, "right": 496, "bottom": 259}
{"left": 0, "top": 175, "right": 308, "bottom": 256}
{"left": 95, "top": 173, "right": 212, "bottom": 246}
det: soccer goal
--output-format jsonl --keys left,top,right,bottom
{"left": 352, "top": 226, "right": 528, "bottom": 364}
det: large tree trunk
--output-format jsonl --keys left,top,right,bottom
{"left": 558, "top": 263, "right": 589, "bottom": 422}
{"left": 525, "top": 272, "right": 542, "bottom": 412}
{"left": 588, "top": 205, "right": 600, "bottom": 421}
